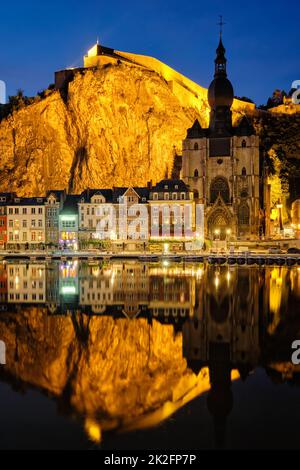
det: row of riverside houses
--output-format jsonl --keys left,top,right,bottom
{"left": 0, "top": 179, "right": 199, "bottom": 252}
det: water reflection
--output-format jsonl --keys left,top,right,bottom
{"left": 0, "top": 260, "right": 300, "bottom": 448}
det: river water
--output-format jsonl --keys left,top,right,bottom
{"left": 0, "top": 260, "right": 299, "bottom": 449}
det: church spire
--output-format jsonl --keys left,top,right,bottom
{"left": 215, "top": 16, "right": 227, "bottom": 77}
{"left": 207, "top": 20, "right": 234, "bottom": 136}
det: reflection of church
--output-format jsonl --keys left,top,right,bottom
{"left": 182, "top": 266, "right": 261, "bottom": 448}
{"left": 181, "top": 35, "right": 260, "bottom": 240}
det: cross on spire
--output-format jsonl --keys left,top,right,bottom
{"left": 217, "top": 15, "right": 225, "bottom": 39}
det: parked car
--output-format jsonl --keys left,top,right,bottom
{"left": 268, "top": 247, "right": 282, "bottom": 254}
{"left": 287, "top": 247, "right": 300, "bottom": 254}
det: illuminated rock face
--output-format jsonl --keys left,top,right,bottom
{"left": 0, "top": 62, "right": 253, "bottom": 196}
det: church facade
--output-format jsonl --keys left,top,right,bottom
{"left": 181, "top": 37, "right": 260, "bottom": 241}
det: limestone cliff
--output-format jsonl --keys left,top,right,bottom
{"left": 0, "top": 62, "right": 249, "bottom": 196}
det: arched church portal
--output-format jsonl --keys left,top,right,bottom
{"left": 208, "top": 209, "right": 232, "bottom": 240}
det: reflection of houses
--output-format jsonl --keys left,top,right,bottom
{"left": 79, "top": 263, "right": 114, "bottom": 314}
{"left": 79, "top": 262, "right": 149, "bottom": 317}
{"left": 46, "top": 262, "right": 60, "bottom": 311}
{"left": 0, "top": 264, "right": 7, "bottom": 302}
{"left": 112, "top": 262, "right": 149, "bottom": 317}
{"left": 59, "top": 261, "right": 79, "bottom": 307}
{"left": 149, "top": 266, "right": 196, "bottom": 321}
{"left": 7, "top": 263, "right": 46, "bottom": 303}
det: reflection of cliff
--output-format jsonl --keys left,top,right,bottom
{"left": 0, "top": 310, "right": 205, "bottom": 442}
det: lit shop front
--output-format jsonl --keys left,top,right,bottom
{"left": 59, "top": 215, "right": 78, "bottom": 250}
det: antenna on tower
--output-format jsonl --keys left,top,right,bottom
{"left": 217, "top": 15, "right": 225, "bottom": 39}
{"left": 96, "top": 36, "right": 99, "bottom": 45}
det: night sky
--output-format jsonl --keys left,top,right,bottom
{"left": 0, "top": 0, "right": 298, "bottom": 105}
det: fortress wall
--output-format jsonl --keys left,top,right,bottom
{"left": 115, "top": 50, "right": 255, "bottom": 115}
{"left": 269, "top": 103, "right": 300, "bottom": 115}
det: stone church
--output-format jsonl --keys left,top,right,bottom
{"left": 181, "top": 37, "right": 260, "bottom": 240}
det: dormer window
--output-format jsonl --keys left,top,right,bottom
{"left": 175, "top": 184, "right": 178, "bottom": 189}
{"left": 153, "top": 193, "right": 158, "bottom": 200}
{"left": 164, "top": 185, "right": 168, "bottom": 190}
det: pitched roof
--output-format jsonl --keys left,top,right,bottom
{"left": 80, "top": 189, "right": 113, "bottom": 203}
{"left": 186, "top": 119, "right": 205, "bottom": 139}
{"left": 8, "top": 197, "right": 46, "bottom": 206}
{"left": 60, "top": 194, "right": 81, "bottom": 214}
{"left": 112, "top": 187, "right": 149, "bottom": 203}
{"left": 235, "top": 115, "right": 255, "bottom": 136}
{"left": 151, "top": 179, "right": 190, "bottom": 192}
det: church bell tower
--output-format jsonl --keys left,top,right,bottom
{"left": 181, "top": 23, "right": 260, "bottom": 241}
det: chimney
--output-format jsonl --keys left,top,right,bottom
{"left": 147, "top": 180, "right": 152, "bottom": 190}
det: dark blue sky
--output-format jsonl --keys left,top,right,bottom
{"left": 0, "top": 0, "right": 298, "bottom": 105}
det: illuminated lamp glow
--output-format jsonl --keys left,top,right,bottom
{"left": 61, "top": 286, "right": 76, "bottom": 295}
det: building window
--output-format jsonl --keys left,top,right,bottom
{"left": 210, "top": 177, "right": 230, "bottom": 203}
{"left": 15, "top": 208, "right": 19, "bottom": 214}
{"left": 172, "top": 193, "right": 177, "bottom": 200}
{"left": 164, "top": 193, "right": 170, "bottom": 200}
{"left": 194, "top": 143, "right": 199, "bottom": 150}
{"left": 153, "top": 193, "right": 158, "bottom": 200}
{"left": 181, "top": 193, "right": 186, "bottom": 200}
{"left": 38, "top": 208, "right": 43, "bottom": 214}
{"left": 8, "top": 208, "right": 13, "bottom": 214}
{"left": 238, "top": 203, "right": 250, "bottom": 225}
{"left": 194, "top": 169, "right": 199, "bottom": 177}
{"left": 23, "top": 208, "right": 27, "bottom": 214}
{"left": 31, "top": 232, "right": 36, "bottom": 241}
{"left": 242, "top": 167, "right": 247, "bottom": 176}
{"left": 31, "top": 208, "right": 35, "bottom": 214}
{"left": 31, "top": 219, "right": 36, "bottom": 227}
{"left": 242, "top": 139, "right": 247, "bottom": 148}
